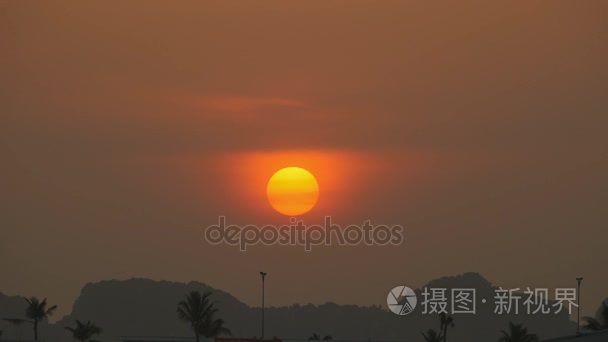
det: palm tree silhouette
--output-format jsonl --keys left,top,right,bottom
{"left": 498, "top": 322, "right": 538, "bottom": 342}
{"left": 64, "top": 320, "right": 102, "bottom": 342}
{"left": 439, "top": 313, "right": 454, "bottom": 342}
{"left": 3, "top": 297, "right": 57, "bottom": 341}
{"left": 308, "top": 333, "right": 332, "bottom": 340}
{"left": 583, "top": 300, "right": 608, "bottom": 331}
{"left": 421, "top": 329, "right": 442, "bottom": 342}
{"left": 177, "top": 290, "right": 231, "bottom": 342}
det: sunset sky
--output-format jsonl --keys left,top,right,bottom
{"left": 1, "top": 1, "right": 607, "bottom": 320}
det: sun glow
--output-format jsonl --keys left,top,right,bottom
{"left": 204, "top": 150, "right": 382, "bottom": 219}
{"left": 266, "top": 167, "right": 319, "bottom": 216}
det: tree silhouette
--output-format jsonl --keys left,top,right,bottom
{"left": 421, "top": 329, "right": 442, "bottom": 342}
{"left": 177, "top": 290, "right": 231, "bottom": 342}
{"left": 498, "top": 322, "right": 538, "bottom": 342}
{"left": 3, "top": 297, "right": 57, "bottom": 341}
{"left": 583, "top": 300, "right": 608, "bottom": 331}
{"left": 308, "top": 333, "right": 332, "bottom": 340}
{"left": 439, "top": 313, "right": 455, "bottom": 342}
{"left": 64, "top": 320, "right": 102, "bottom": 342}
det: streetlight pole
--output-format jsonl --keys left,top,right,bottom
{"left": 260, "top": 272, "right": 267, "bottom": 339}
{"left": 576, "top": 277, "right": 583, "bottom": 336}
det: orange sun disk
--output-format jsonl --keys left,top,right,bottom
{"left": 266, "top": 167, "right": 319, "bottom": 216}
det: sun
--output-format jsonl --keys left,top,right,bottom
{"left": 266, "top": 167, "right": 319, "bottom": 216}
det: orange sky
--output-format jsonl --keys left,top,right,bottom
{"left": 1, "top": 1, "right": 607, "bottom": 321}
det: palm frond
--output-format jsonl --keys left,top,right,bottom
{"left": 499, "top": 322, "right": 538, "bottom": 342}
{"left": 65, "top": 320, "right": 102, "bottom": 342}
{"left": 583, "top": 316, "right": 601, "bottom": 331}
{"left": 45, "top": 304, "right": 58, "bottom": 317}
{"left": 421, "top": 329, "right": 441, "bottom": 342}
{"left": 178, "top": 290, "right": 230, "bottom": 339}
{"left": 3, "top": 318, "right": 30, "bottom": 325}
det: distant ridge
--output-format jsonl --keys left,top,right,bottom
{"left": 0, "top": 273, "right": 576, "bottom": 342}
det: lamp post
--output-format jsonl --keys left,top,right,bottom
{"left": 576, "top": 277, "right": 583, "bottom": 336}
{"left": 260, "top": 272, "right": 267, "bottom": 339}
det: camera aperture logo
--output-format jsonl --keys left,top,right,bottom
{"left": 387, "top": 286, "right": 417, "bottom": 315}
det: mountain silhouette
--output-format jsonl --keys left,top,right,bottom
{"left": 0, "top": 273, "right": 577, "bottom": 342}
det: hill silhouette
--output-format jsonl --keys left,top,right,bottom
{"left": 0, "top": 273, "right": 576, "bottom": 342}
